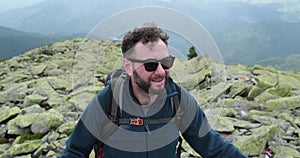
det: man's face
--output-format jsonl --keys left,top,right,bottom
{"left": 127, "top": 39, "right": 171, "bottom": 94}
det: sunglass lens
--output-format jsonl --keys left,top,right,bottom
{"left": 144, "top": 62, "right": 158, "bottom": 71}
{"left": 161, "top": 57, "right": 174, "bottom": 69}
{"left": 142, "top": 56, "right": 175, "bottom": 72}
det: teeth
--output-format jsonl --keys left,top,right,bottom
{"left": 152, "top": 78, "right": 163, "bottom": 82}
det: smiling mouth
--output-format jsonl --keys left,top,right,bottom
{"left": 152, "top": 78, "right": 163, "bottom": 81}
{"left": 151, "top": 77, "right": 165, "bottom": 85}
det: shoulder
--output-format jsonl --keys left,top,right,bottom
{"left": 96, "top": 85, "right": 110, "bottom": 101}
{"left": 87, "top": 85, "right": 111, "bottom": 112}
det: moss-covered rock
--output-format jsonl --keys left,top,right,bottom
{"left": 58, "top": 120, "right": 77, "bottom": 135}
{"left": 0, "top": 83, "right": 28, "bottom": 103}
{"left": 264, "top": 95, "right": 300, "bottom": 111}
{"left": 224, "top": 98, "right": 258, "bottom": 110}
{"left": 0, "top": 143, "right": 10, "bottom": 155}
{"left": 277, "top": 71, "right": 300, "bottom": 90}
{"left": 254, "top": 91, "right": 278, "bottom": 103}
{"left": 7, "top": 116, "right": 31, "bottom": 135}
{"left": 234, "top": 125, "right": 280, "bottom": 156}
{"left": 270, "top": 145, "right": 300, "bottom": 158}
{"left": 192, "top": 82, "right": 232, "bottom": 104}
{"left": 249, "top": 109, "right": 279, "bottom": 117}
{"left": 0, "top": 106, "right": 21, "bottom": 123}
{"left": 8, "top": 110, "right": 63, "bottom": 135}
{"left": 172, "top": 57, "right": 210, "bottom": 90}
{"left": 226, "top": 81, "right": 252, "bottom": 98}
{"left": 22, "top": 104, "right": 45, "bottom": 114}
{"left": 17, "top": 133, "right": 44, "bottom": 144}
{"left": 229, "top": 118, "right": 261, "bottom": 129}
{"left": 47, "top": 76, "right": 72, "bottom": 94}
{"left": 208, "top": 116, "right": 235, "bottom": 133}
{"left": 5, "top": 139, "right": 44, "bottom": 157}
{"left": 29, "top": 64, "right": 47, "bottom": 76}
{"left": 67, "top": 92, "right": 97, "bottom": 112}
{"left": 30, "top": 110, "right": 64, "bottom": 134}
{"left": 250, "top": 114, "right": 277, "bottom": 125}
{"left": 23, "top": 93, "right": 48, "bottom": 107}
{"left": 277, "top": 112, "right": 294, "bottom": 123}
{"left": 226, "top": 64, "right": 252, "bottom": 77}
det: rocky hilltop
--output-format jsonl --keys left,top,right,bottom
{"left": 0, "top": 38, "right": 299, "bottom": 158}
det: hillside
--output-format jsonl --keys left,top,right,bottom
{"left": 256, "top": 53, "right": 300, "bottom": 72}
{"left": 0, "top": 38, "right": 299, "bottom": 157}
{"left": 0, "top": 26, "right": 58, "bottom": 60}
{"left": 214, "top": 21, "right": 300, "bottom": 67}
{"left": 0, "top": 26, "right": 84, "bottom": 60}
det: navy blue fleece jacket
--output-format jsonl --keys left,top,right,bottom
{"left": 61, "top": 78, "right": 247, "bottom": 158}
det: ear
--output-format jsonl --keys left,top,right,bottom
{"left": 123, "top": 58, "right": 133, "bottom": 76}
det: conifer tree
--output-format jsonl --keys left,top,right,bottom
{"left": 187, "top": 46, "right": 197, "bottom": 60}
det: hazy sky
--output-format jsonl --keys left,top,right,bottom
{"left": 0, "top": 0, "right": 45, "bottom": 12}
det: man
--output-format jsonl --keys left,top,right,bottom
{"left": 61, "top": 23, "right": 247, "bottom": 158}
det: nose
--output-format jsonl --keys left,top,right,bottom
{"left": 154, "top": 63, "right": 166, "bottom": 75}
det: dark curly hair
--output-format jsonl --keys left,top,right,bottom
{"left": 121, "top": 23, "right": 169, "bottom": 57}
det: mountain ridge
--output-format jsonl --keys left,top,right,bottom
{"left": 0, "top": 1, "right": 300, "bottom": 70}
{"left": 0, "top": 26, "right": 85, "bottom": 60}
{"left": 256, "top": 53, "right": 300, "bottom": 72}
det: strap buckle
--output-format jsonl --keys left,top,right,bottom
{"left": 129, "top": 117, "right": 144, "bottom": 126}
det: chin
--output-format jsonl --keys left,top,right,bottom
{"left": 149, "top": 86, "right": 166, "bottom": 94}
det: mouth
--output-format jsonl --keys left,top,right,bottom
{"left": 151, "top": 77, "right": 165, "bottom": 84}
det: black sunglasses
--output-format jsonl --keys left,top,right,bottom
{"left": 126, "top": 55, "right": 175, "bottom": 72}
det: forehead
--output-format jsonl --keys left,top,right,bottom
{"left": 133, "top": 39, "right": 168, "bottom": 59}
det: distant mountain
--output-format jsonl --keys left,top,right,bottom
{"left": 0, "top": 0, "right": 300, "bottom": 69}
{"left": 0, "top": 26, "right": 84, "bottom": 59}
{"left": 0, "top": 0, "right": 294, "bottom": 35}
{"left": 215, "top": 20, "right": 300, "bottom": 66}
{"left": 256, "top": 54, "right": 300, "bottom": 72}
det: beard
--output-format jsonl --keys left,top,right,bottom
{"left": 133, "top": 70, "right": 169, "bottom": 94}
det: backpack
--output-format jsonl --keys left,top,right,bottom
{"left": 93, "top": 69, "right": 198, "bottom": 158}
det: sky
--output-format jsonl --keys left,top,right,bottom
{"left": 0, "top": 0, "right": 45, "bottom": 12}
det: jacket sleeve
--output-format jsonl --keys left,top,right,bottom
{"left": 179, "top": 88, "right": 247, "bottom": 158}
{"left": 60, "top": 88, "right": 109, "bottom": 158}
{"left": 60, "top": 119, "right": 99, "bottom": 157}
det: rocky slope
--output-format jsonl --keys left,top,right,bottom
{"left": 0, "top": 38, "right": 299, "bottom": 158}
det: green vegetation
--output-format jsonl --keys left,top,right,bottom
{"left": 187, "top": 46, "right": 198, "bottom": 60}
{"left": 18, "top": 133, "right": 44, "bottom": 144}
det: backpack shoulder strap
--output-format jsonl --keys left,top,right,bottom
{"left": 106, "top": 84, "right": 121, "bottom": 124}
{"left": 171, "top": 83, "right": 181, "bottom": 117}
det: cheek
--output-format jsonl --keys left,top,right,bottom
{"left": 136, "top": 67, "right": 151, "bottom": 78}
{"left": 165, "top": 69, "right": 171, "bottom": 74}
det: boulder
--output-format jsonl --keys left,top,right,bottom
{"left": 234, "top": 125, "right": 280, "bottom": 156}
{"left": 0, "top": 83, "right": 28, "bottom": 103}
{"left": 209, "top": 116, "right": 235, "bottom": 133}
{"left": 4, "top": 139, "right": 44, "bottom": 157}
{"left": 0, "top": 106, "right": 21, "bottom": 123}
{"left": 8, "top": 110, "right": 63, "bottom": 135}
{"left": 269, "top": 145, "right": 300, "bottom": 158}
{"left": 58, "top": 120, "right": 77, "bottom": 135}
{"left": 23, "top": 94, "right": 48, "bottom": 107}
{"left": 264, "top": 95, "right": 300, "bottom": 111}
